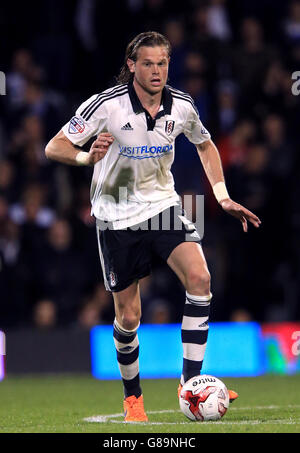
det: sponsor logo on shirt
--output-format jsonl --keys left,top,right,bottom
{"left": 118, "top": 144, "right": 173, "bottom": 159}
{"left": 68, "top": 116, "right": 85, "bottom": 134}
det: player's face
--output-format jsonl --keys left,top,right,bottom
{"left": 128, "top": 46, "right": 170, "bottom": 95}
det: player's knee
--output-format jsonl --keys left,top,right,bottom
{"left": 119, "top": 310, "right": 141, "bottom": 331}
{"left": 185, "top": 268, "right": 211, "bottom": 295}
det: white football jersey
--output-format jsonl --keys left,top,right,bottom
{"left": 62, "top": 82, "right": 210, "bottom": 229}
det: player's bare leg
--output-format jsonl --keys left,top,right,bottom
{"left": 112, "top": 281, "right": 148, "bottom": 422}
{"left": 167, "top": 242, "right": 211, "bottom": 296}
{"left": 113, "top": 280, "right": 142, "bottom": 331}
{"left": 167, "top": 241, "right": 238, "bottom": 403}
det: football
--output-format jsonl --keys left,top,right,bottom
{"left": 179, "top": 374, "right": 229, "bottom": 421}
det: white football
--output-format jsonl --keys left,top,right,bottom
{"left": 179, "top": 374, "right": 229, "bottom": 421}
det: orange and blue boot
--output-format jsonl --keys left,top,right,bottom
{"left": 123, "top": 395, "right": 148, "bottom": 422}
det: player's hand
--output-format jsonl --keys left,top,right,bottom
{"left": 220, "top": 198, "right": 261, "bottom": 232}
{"left": 89, "top": 133, "right": 114, "bottom": 164}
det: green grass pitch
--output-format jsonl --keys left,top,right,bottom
{"left": 0, "top": 374, "right": 300, "bottom": 433}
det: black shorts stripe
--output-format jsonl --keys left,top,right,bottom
{"left": 83, "top": 88, "right": 128, "bottom": 121}
{"left": 117, "top": 346, "right": 139, "bottom": 365}
{"left": 184, "top": 304, "right": 210, "bottom": 318}
{"left": 80, "top": 84, "right": 127, "bottom": 118}
{"left": 181, "top": 329, "right": 208, "bottom": 345}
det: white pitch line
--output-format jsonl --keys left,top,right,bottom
{"left": 83, "top": 407, "right": 300, "bottom": 426}
{"left": 229, "top": 404, "right": 300, "bottom": 411}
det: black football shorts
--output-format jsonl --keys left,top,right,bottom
{"left": 96, "top": 205, "right": 201, "bottom": 292}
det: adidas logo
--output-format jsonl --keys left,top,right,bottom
{"left": 121, "top": 122, "right": 133, "bottom": 130}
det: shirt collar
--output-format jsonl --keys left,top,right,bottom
{"left": 128, "top": 81, "right": 173, "bottom": 116}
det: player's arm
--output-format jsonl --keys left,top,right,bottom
{"left": 196, "top": 139, "right": 261, "bottom": 232}
{"left": 45, "top": 130, "right": 114, "bottom": 166}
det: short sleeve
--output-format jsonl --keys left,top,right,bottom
{"left": 61, "top": 94, "right": 107, "bottom": 147}
{"left": 183, "top": 104, "right": 211, "bottom": 144}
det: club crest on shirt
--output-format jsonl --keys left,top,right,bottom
{"left": 68, "top": 116, "right": 85, "bottom": 134}
{"left": 165, "top": 120, "right": 175, "bottom": 135}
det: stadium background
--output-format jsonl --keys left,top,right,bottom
{"left": 0, "top": 0, "right": 300, "bottom": 377}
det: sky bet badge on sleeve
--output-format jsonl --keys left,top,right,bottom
{"left": 68, "top": 116, "right": 85, "bottom": 134}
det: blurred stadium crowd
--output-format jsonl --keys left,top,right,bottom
{"left": 0, "top": 0, "right": 300, "bottom": 330}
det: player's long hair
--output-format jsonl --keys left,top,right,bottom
{"left": 116, "top": 31, "right": 172, "bottom": 85}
